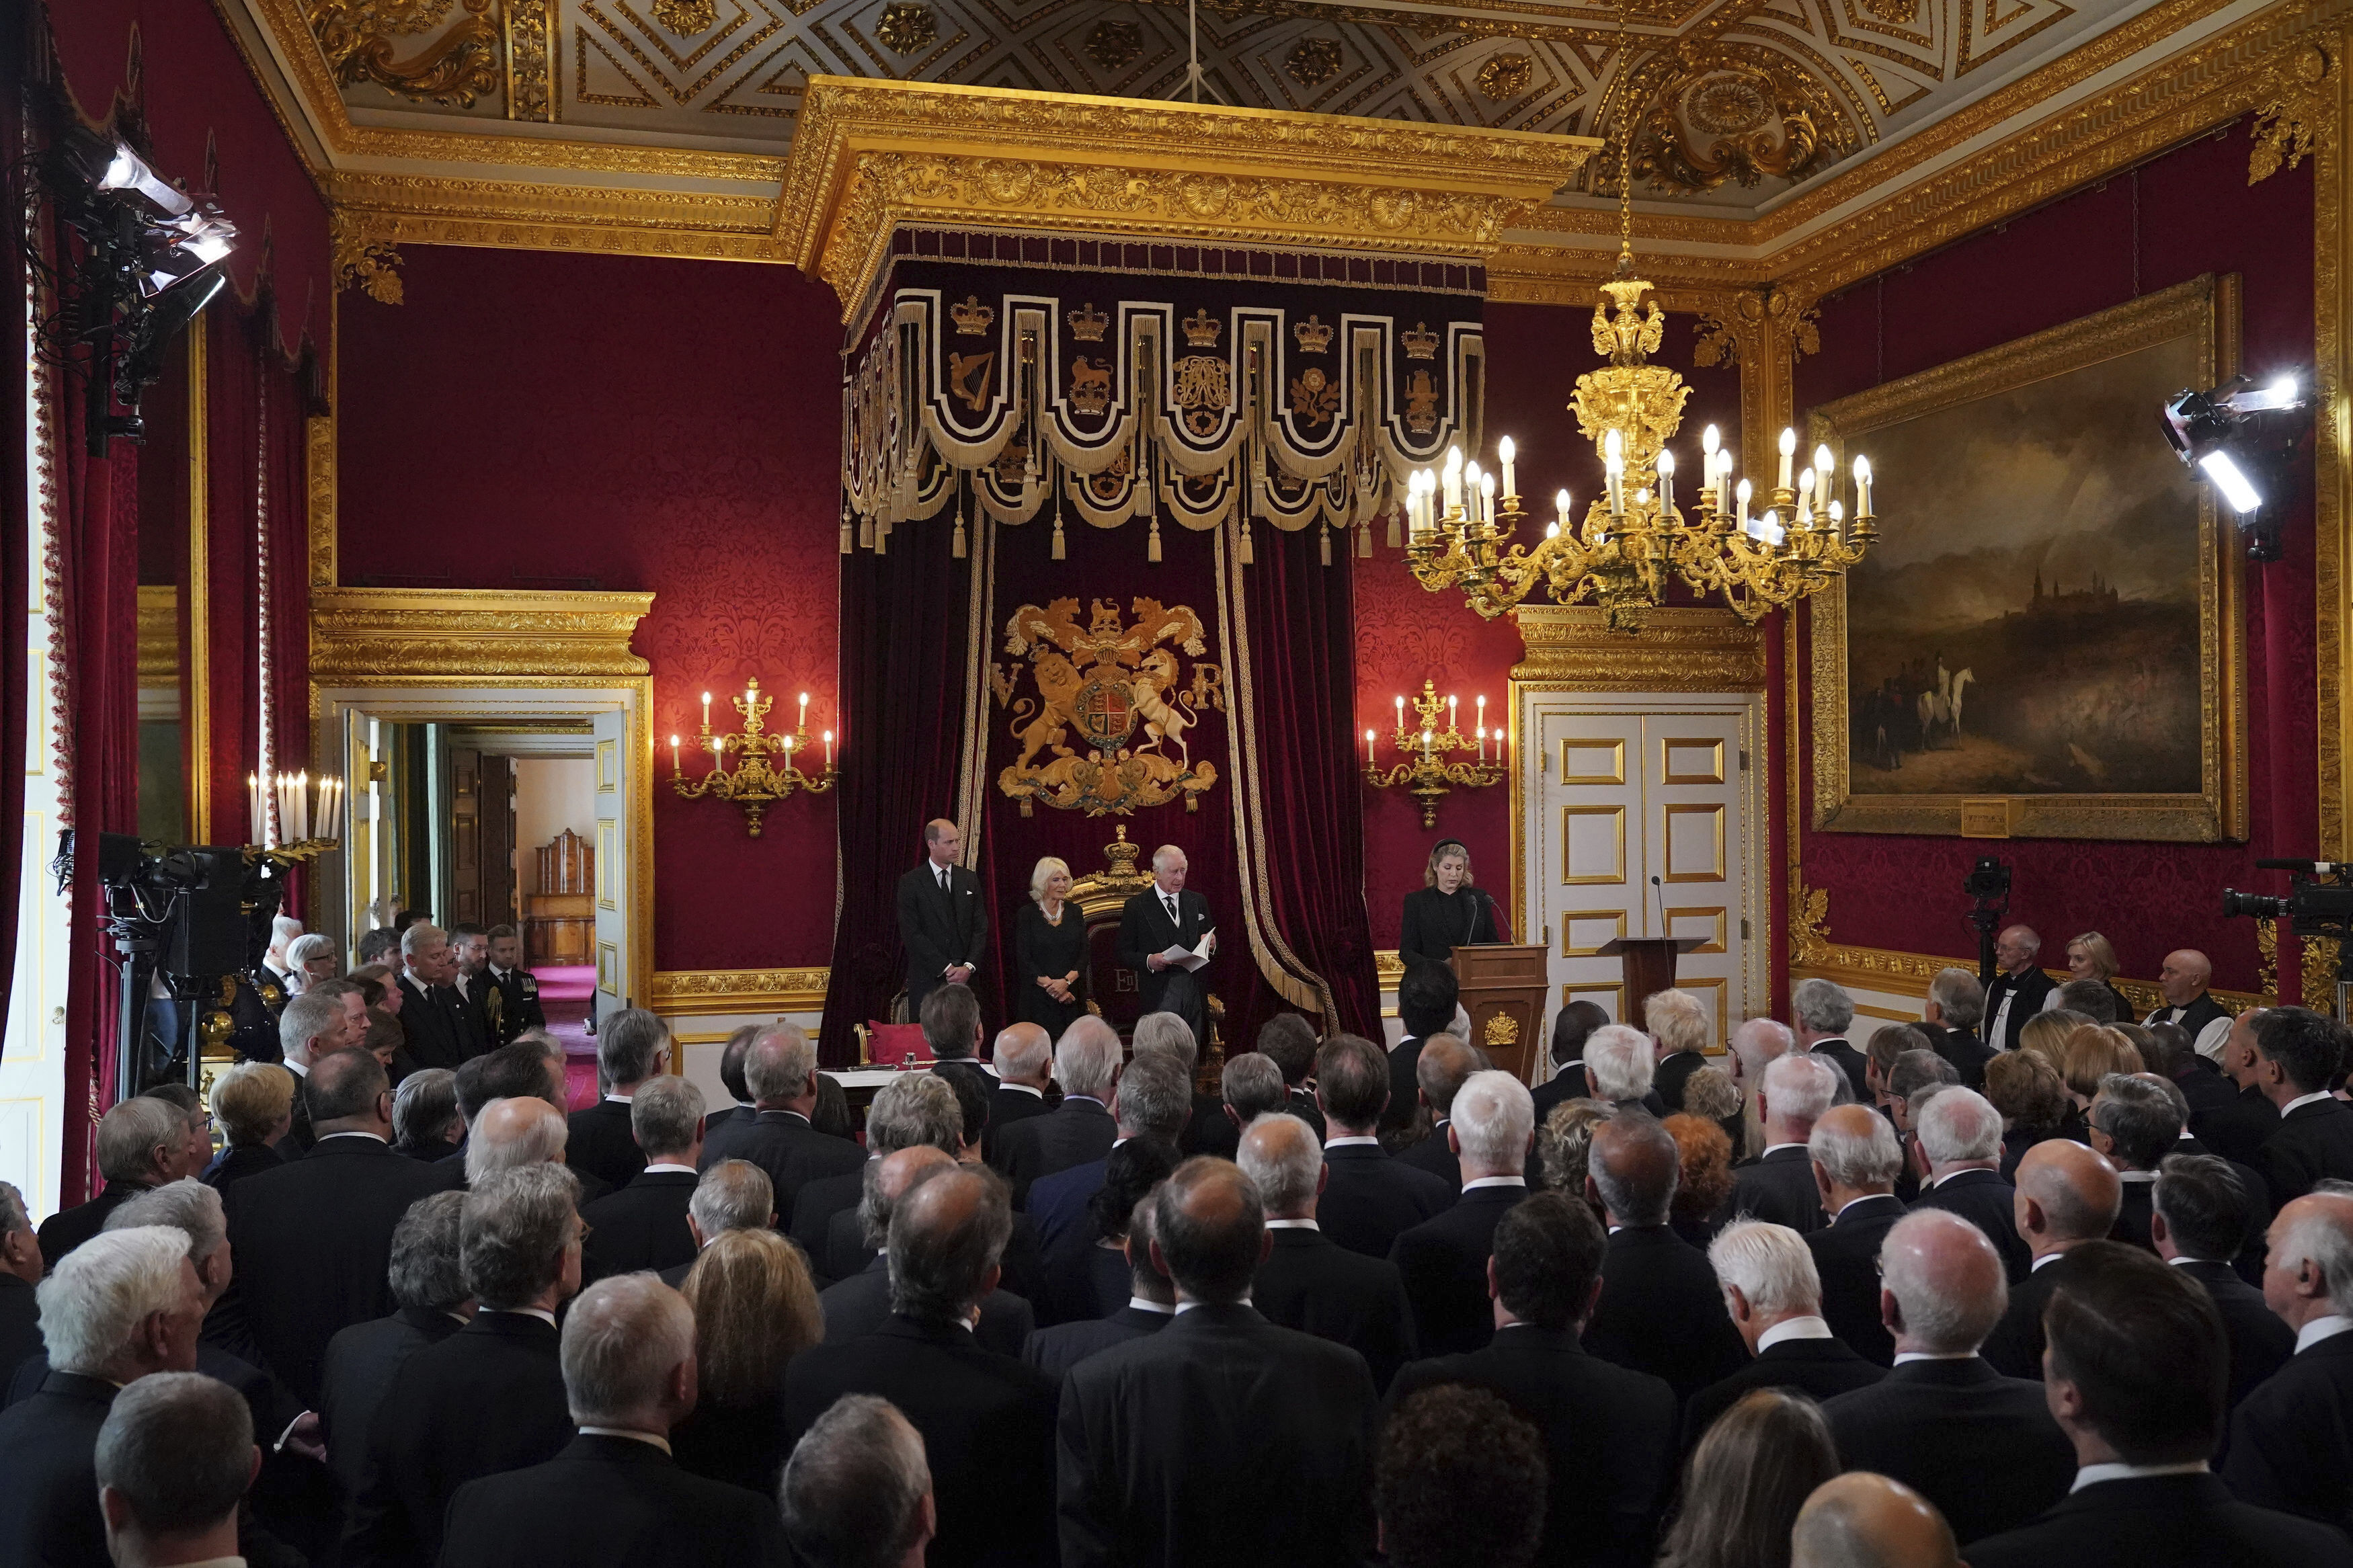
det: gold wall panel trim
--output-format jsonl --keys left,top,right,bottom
{"left": 1375, "top": 949, "right": 1404, "bottom": 985}
{"left": 309, "top": 587, "right": 655, "bottom": 682}
{"left": 650, "top": 967, "right": 831, "bottom": 1014}
{"left": 186, "top": 323, "right": 211, "bottom": 843}
{"left": 136, "top": 587, "right": 179, "bottom": 687}
{"left": 1512, "top": 606, "right": 1767, "bottom": 692}
{"left": 1794, "top": 942, "right": 2272, "bottom": 1012}
{"left": 306, "top": 413, "right": 336, "bottom": 589}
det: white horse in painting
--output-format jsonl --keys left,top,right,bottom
{"left": 1915, "top": 667, "right": 1975, "bottom": 746}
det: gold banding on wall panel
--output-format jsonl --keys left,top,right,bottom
{"left": 1560, "top": 738, "right": 1626, "bottom": 786}
{"left": 596, "top": 942, "right": 619, "bottom": 995}
{"left": 1560, "top": 909, "right": 1630, "bottom": 958}
{"left": 597, "top": 739, "right": 619, "bottom": 792}
{"left": 1661, "top": 737, "right": 1726, "bottom": 785}
{"left": 1663, "top": 802, "right": 1726, "bottom": 883}
{"left": 1663, "top": 905, "right": 1729, "bottom": 954}
{"left": 1562, "top": 804, "right": 1627, "bottom": 886}
{"left": 596, "top": 820, "right": 618, "bottom": 911}
{"left": 1563, "top": 982, "right": 1626, "bottom": 1023}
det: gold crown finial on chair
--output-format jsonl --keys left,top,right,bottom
{"left": 1103, "top": 823, "right": 1144, "bottom": 880}
{"left": 1182, "top": 308, "right": 1222, "bottom": 347}
{"left": 1291, "top": 315, "right": 1333, "bottom": 354}
{"left": 1066, "top": 302, "right": 1109, "bottom": 341}
{"left": 951, "top": 294, "right": 996, "bottom": 336}
{"left": 1400, "top": 321, "right": 1440, "bottom": 360}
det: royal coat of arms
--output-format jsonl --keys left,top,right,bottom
{"left": 995, "top": 597, "right": 1226, "bottom": 816}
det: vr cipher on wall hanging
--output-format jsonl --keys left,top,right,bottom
{"left": 841, "top": 255, "right": 1484, "bottom": 568}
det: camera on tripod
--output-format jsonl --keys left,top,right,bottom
{"left": 2224, "top": 860, "right": 2353, "bottom": 1016}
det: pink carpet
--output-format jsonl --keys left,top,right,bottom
{"left": 536, "top": 964, "right": 600, "bottom": 1110}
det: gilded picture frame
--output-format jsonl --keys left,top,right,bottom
{"left": 1806, "top": 273, "right": 2247, "bottom": 841}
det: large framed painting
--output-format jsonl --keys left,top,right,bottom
{"left": 1807, "top": 274, "right": 2247, "bottom": 842}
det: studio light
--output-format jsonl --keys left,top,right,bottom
{"left": 2160, "top": 370, "right": 2313, "bottom": 561}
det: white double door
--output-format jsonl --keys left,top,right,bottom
{"left": 1521, "top": 692, "right": 1763, "bottom": 1049}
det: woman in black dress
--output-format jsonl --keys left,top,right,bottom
{"left": 1398, "top": 839, "right": 1508, "bottom": 967}
{"left": 1015, "top": 856, "right": 1087, "bottom": 1035}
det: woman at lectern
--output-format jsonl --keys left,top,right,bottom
{"left": 1398, "top": 839, "right": 1509, "bottom": 967}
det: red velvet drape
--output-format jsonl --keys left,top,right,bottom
{"left": 0, "top": 6, "right": 32, "bottom": 1069}
{"left": 204, "top": 304, "right": 258, "bottom": 847}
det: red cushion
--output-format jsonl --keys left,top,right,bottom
{"left": 865, "top": 1022, "right": 930, "bottom": 1067}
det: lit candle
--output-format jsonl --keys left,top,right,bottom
{"left": 671, "top": 734, "right": 681, "bottom": 775}
{"left": 1815, "top": 444, "right": 1835, "bottom": 481}
{"left": 295, "top": 773, "right": 309, "bottom": 841}
{"left": 744, "top": 686, "right": 754, "bottom": 718}
{"left": 1778, "top": 427, "right": 1796, "bottom": 491}
{"left": 824, "top": 730, "right": 834, "bottom": 768}
{"left": 783, "top": 735, "right": 795, "bottom": 766}
{"left": 1555, "top": 489, "right": 1571, "bottom": 534}
{"left": 1478, "top": 472, "right": 1495, "bottom": 525}
{"left": 1494, "top": 729, "right": 1505, "bottom": 766}
{"left": 247, "top": 774, "right": 260, "bottom": 834}
{"left": 1476, "top": 694, "right": 1486, "bottom": 734}
{"left": 798, "top": 691, "right": 809, "bottom": 732}
{"left": 1442, "top": 446, "right": 1464, "bottom": 513}
{"left": 1736, "top": 477, "right": 1752, "bottom": 529}
{"left": 1828, "top": 499, "right": 1845, "bottom": 538}
{"left": 1798, "top": 468, "right": 1815, "bottom": 527}
{"left": 1476, "top": 724, "right": 1486, "bottom": 762}
{"left": 1497, "top": 435, "right": 1517, "bottom": 501}
{"left": 1365, "top": 728, "right": 1376, "bottom": 766}
{"left": 1395, "top": 694, "right": 1405, "bottom": 732}
{"left": 1657, "top": 448, "right": 1675, "bottom": 515}
{"left": 1464, "top": 461, "right": 1482, "bottom": 525}
{"left": 1853, "top": 454, "right": 1874, "bottom": 517}
{"left": 1448, "top": 694, "right": 1458, "bottom": 734}
{"left": 701, "top": 691, "right": 711, "bottom": 731}
{"left": 1421, "top": 728, "right": 1434, "bottom": 759}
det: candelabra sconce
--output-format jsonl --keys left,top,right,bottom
{"left": 242, "top": 769, "right": 347, "bottom": 859}
{"left": 670, "top": 677, "right": 838, "bottom": 838}
{"left": 1364, "top": 679, "right": 1507, "bottom": 829}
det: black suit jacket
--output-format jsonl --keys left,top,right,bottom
{"left": 1389, "top": 1325, "right": 1675, "bottom": 1568}
{"left": 2255, "top": 1097, "right": 2353, "bottom": 1208}
{"left": 1383, "top": 1035, "right": 1429, "bottom": 1136}
{"left": 1970, "top": 1471, "right": 2353, "bottom": 1568}
{"left": 1059, "top": 1302, "right": 1378, "bottom": 1568}
{"left": 898, "top": 862, "right": 991, "bottom": 990}
{"left": 2174, "top": 1257, "right": 2295, "bottom": 1415}
{"left": 1823, "top": 1356, "right": 2075, "bottom": 1544}
{"left": 1911, "top": 1167, "right": 2033, "bottom": 1282}
{"left": 1395, "top": 1122, "right": 1462, "bottom": 1189}
{"left": 1317, "top": 1141, "right": 1455, "bottom": 1260}
{"left": 1681, "top": 1335, "right": 1886, "bottom": 1451}
{"left": 1655, "top": 1050, "right": 1706, "bottom": 1113}
{"left": 439, "top": 1433, "right": 781, "bottom": 1568}
{"left": 1983, "top": 1248, "right": 2104, "bottom": 1379}
{"left": 1390, "top": 1184, "right": 1525, "bottom": 1358}
{"left": 481, "top": 964, "right": 546, "bottom": 1046}
{"left": 1180, "top": 1092, "right": 1239, "bottom": 1161}
{"left": 0, "top": 1369, "right": 114, "bottom": 1568}
{"left": 787, "top": 1314, "right": 1058, "bottom": 1568}
{"left": 1254, "top": 1226, "right": 1417, "bottom": 1392}
{"left": 2225, "top": 1330, "right": 2353, "bottom": 1530}
{"left": 1115, "top": 886, "right": 1215, "bottom": 1016}
{"left": 985, "top": 1084, "right": 1052, "bottom": 1169}
{"left": 582, "top": 1169, "right": 699, "bottom": 1282}
{"left": 1920, "top": 1022, "right": 1995, "bottom": 1089}
{"left": 2193, "top": 1082, "right": 2283, "bottom": 1167}
{"left": 32, "top": 1180, "right": 147, "bottom": 1270}
{"left": 565, "top": 1097, "right": 647, "bottom": 1194}
{"left": 698, "top": 1108, "right": 864, "bottom": 1221}
{"left": 1023, "top": 1304, "right": 1171, "bottom": 1381}
{"left": 221, "top": 1134, "right": 461, "bottom": 1407}
{"left": 788, "top": 1165, "right": 863, "bottom": 1276}
{"left": 345, "top": 1310, "right": 574, "bottom": 1568}
{"left": 1807, "top": 1193, "right": 1906, "bottom": 1365}
{"left": 996, "top": 1098, "right": 1116, "bottom": 1208}
{"left": 1727, "top": 1145, "right": 1827, "bottom": 1234}
{"left": 0, "top": 1276, "right": 36, "bottom": 1392}
{"left": 319, "top": 1305, "right": 467, "bottom": 1502}
{"left": 1985, "top": 967, "right": 2058, "bottom": 1054}
{"left": 396, "top": 974, "right": 486, "bottom": 1071}
{"left": 1583, "top": 1224, "right": 1750, "bottom": 1408}
{"left": 820, "top": 1254, "right": 1035, "bottom": 1358}
{"left": 201, "top": 1141, "right": 284, "bottom": 1197}
{"left": 2174, "top": 1057, "right": 2241, "bottom": 1116}
{"left": 1811, "top": 1038, "right": 1872, "bottom": 1103}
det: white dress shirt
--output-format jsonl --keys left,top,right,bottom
{"left": 2297, "top": 1313, "right": 2353, "bottom": 1354}
{"left": 1757, "top": 1315, "right": 1835, "bottom": 1352}
{"left": 2284, "top": 1090, "right": 2336, "bottom": 1118}
{"left": 577, "top": 1426, "right": 672, "bottom": 1454}
{"left": 2071, "top": 1460, "right": 2206, "bottom": 1493}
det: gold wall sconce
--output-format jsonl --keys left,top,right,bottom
{"left": 1365, "top": 678, "right": 1505, "bottom": 828}
{"left": 670, "top": 678, "right": 838, "bottom": 837}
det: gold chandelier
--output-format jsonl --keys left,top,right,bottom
{"left": 1403, "top": 120, "right": 1880, "bottom": 631}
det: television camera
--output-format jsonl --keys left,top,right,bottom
{"left": 2223, "top": 858, "right": 2353, "bottom": 1021}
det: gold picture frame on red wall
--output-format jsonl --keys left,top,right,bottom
{"left": 1806, "top": 272, "right": 2247, "bottom": 842}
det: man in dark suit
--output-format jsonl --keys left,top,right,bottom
{"left": 1391, "top": 1071, "right": 1533, "bottom": 1358}
{"left": 1920, "top": 966, "right": 1996, "bottom": 1089}
{"left": 580, "top": 1077, "right": 704, "bottom": 1284}
{"left": 1397, "top": 1036, "right": 1482, "bottom": 1190}
{"left": 1388, "top": 1190, "right": 1675, "bottom": 1568}
{"left": 1024, "top": 1193, "right": 1177, "bottom": 1381}
{"left": 1822, "top": 1208, "right": 2076, "bottom": 1546}
{"left": 1240, "top": 1114, "right": 1417, "bottom": 1391}
{"left": 787, "top": 1162, "right": 1058, "bottom": 1568}
{"left": 36, "top": 1096, "right": 193, "bottom": 1270}
{"left": 218, "top": 1049, "right": 459, "bottom": 1407}
{"left": 318, "top": 1191, "right": 471, "bottom": 1503}
{"left": 1805, "top": 1104, "right": 1909, "bottom": 1365}
{"left": 997, "top": 1016, "right": 1123, "bottom": 1208}
{"left": 1025, "top": 1055, "right": 1190, "bottom": 1325}
{"left": 2151, "top": 1153, "right": 2292, "bottom": 1413}
{"left": 896, "top": 819, "right": 988, "bottom": 1023}
{"left": 2086, "top": 1073, "right": 2188, "bottom": 1251}
{"left": 1982, "top": 1139, "right": 2123, "bottom": 1378}
{"left": 1257, "top": 1012, "right": 1328, "bottom": 1140}
{"left": 1683, "top": 1219, "right": 1885, "bottom": 1450}
{"left": 1726, "top": 1053, "right": 1840, "bottom": 1235}
{"left": 1648, "top": 988, "right": 1711, "bottom": 1113}
{"left": 698, "top": 1022, "right": 864, "bottom": 1221}
{"left": 2249, "top": 1005, "right": 2353, "bottom": 1207}
{"left": 479, "top": 925, "right": 547, "bottom": 1047}
{"left": 1060, "top": 1157, "right": 1382, "bottom": 1568}
{"left": 1382, "top": 961, "right": 1459, "bottom": 1137}
{"left": 1971, "top": 1241, "right": 2353, "bottom": 1568}
{"left": 1130, "top": 1012, "right": 1232, "bottom": 1161}
{"left": 1983, "top": 925, "right": 2058, "bottom": 1056}
{"left": 446, "top": 923, "right": 495, "bottom": 1049}
{"left": 276, "top": 983, "right": 371, "bottom": 1160}
{"left": 0, "top": 1229, "right": 205, "bottom": 1568}
{"left": 1530, "top": 999, "right": 1610, "bottom": 1134}
{"left": 346, "top": 1163, "right": 584, "bottom": 1568}
{"left": 795, "top": 1072, "right": 961, "bottom": 1278}
{"left": 1313, "top": 1034, "right": 1454, "bottom": 1260}
{"left": 984, "top": 1023, "right": 1056, "bottom": 1169}
{"left": 438, "top": 1274, "right": 781, "bottom": 1568}
{"left": 1792, "top": 977, "right": 1871, "bottom": 1104}
{"left": 565, "top": 1008, "right": 672, "bottom": 1194}
{"left": 1115, "top": 842, "right": 1217, "bottom": 1049}
{"left": 90, "top": 1372, "right": 270, "bottom": 1568}
{"left": 820, "top": 1147, "right": 1037, "bottom": 1357}
{"left": 0, "top": 1182, "right": 41, "bottom": 1383}
{"left": 1582, "top": 1114, "right": 1749, "bottom": 1407}
{"left": 2194, "top": 1008, "right": 2285, "bottom": 1165}
{"left": 2145, "top": 948, "right": 2235, "bottom": 1061}
{"left": 2223, "top": 1190, "right": 2353, "bottom": 1528}
{"left": 395, "top": 922, "right": 488, "bottom": 1073}
{"left": 1907, "top": 1085, "right": 2033, "bottom": 1282}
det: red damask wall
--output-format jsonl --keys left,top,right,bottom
{"left": 1790, "top": 121, "right": 2318, "bottom": 995}
{"left": 337, "top": 247, "right": 844, "bottom": 971}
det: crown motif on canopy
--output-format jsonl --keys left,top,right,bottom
{"left": 1400, "top": 321, "right": 1440, "bottom": 361}
{"left": 1066, "top": 302, "right": 1109, "bottom": 341}
{"left": 1291, "top": 315, "right": 1333, "bottom": 354}
{"left": 950, "top": 294, "right": 996, "bottom": 336}
{"left": 1182, "top": 308, "right": 1222, "bottom": 347}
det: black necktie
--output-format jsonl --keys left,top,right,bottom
{"left": 1164, "top": 895, "right": 1179, "bottom": 927}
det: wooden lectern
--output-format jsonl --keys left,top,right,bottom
{"left": 1596, "top": 936, "right": 1707, "bottom": 1029}
{"left": 1449, "top": 944, "right": 1550, "bottom": 1084}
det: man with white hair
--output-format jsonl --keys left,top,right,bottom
{"left": 1117, "top": 842, "right": 1218, "bottom": 1048}
{"left": 1806, "top": 1104, "right": 1909, "bottom": 1365}
{"left": 580, "top": 1074, "right": 705, "bottom": 1282}
{"left": 1983, "top": 924, "right": 2056, "bottom": 1054}
{"left": 995, "top": 1015, "right": 1122, "bottom": 1207}
{"left": 1390, "top": 1071, "right": 1533, "bottom": 1356}
{"left": 1821, "top": 1209, "right": 2074, "bottom": 1545}
{"left": 1726, "top": 1016, "right": 1796, "bottom": 1160}
{"left": 437, "top": 1275, "right": 781, "bottom": 1566}
{"left": 1242, "top": 1114, "right": 1416, "bottom": 1391}
{"left": 277, "top": 984, "right": 368, "bottom": 1157}
{"left": 1920, "top": 967, "right": 1995, "bottom": 1089}
{"left": 1647, "top": 989, "right": 1712, "bottom": 1113}
{"left": 1729, "top": 1053, "right": 1842, "bottom": 1235}
{"left": 464, "top": 1097, "right": 577, "bottom": 1186}
{"left": 2223, "top": 1190, "right": 2353, "bottom": 1526}
{"left": 984, "top": 1022, "right": 1055, "bottom": 1168}
{"left": 1791, "top": 977, "right": 1868, "bottom": 1103}
{"left": 662, "top": 1160, "right": 774, "bottom": 1287}
{"left": 0, "top": 1182, "right": 39, "bottom": 1374}
{"left": 0, "top": 1227, "right": 203, "bottom": 1568}
{"left": 1905, "top": 1084, "right": 2032, "bottom": 1282}
{"left": 1683, "top": 1219, "right": 1884, "bottom": 1448}
{"left": 36, "top": 1097, "right": 195, "bottom": 1269}
{"left": 1582, "top": 1024, "right": 1666, "bottom": 1114}
{"left": 397, "top": 921, "right": 486, "bottom": 1071}
{"left": 698, "top": 1022, "right": 864, "bottom": 1217}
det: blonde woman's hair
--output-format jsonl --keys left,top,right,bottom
{"left": 2059, "top": 1025, "right": 2145, "bottom": 1102}
{"left": 681, "top": 1228, "right": 822, "bottom": 1405}
{"left": 2018, "top": 1009, "right": 2089, "bottom": 1070}
{"left": 1423, "top": 839, "right": 1474, "bottom": 890}
{"left": 1029, "top": 857, "right": 1072, "bottom": 905}
{"left": 2067, "top": 932, "right": 2121, "bottom": 981}
{"left": 208, "top": 1063, "right": 294, "bottom": 1147}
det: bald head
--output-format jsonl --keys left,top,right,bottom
{"left": 1237, "top": 1112, "right": 1322, "bottom": 1219}
{"left": 2015, "top": 1137, "right": 2122, "bottom": 1252}
{"left": 1879, "top": 1208, "right": 2007, "bottom": 1355}
{"left": 878, "top": 1145, "right": 955, "bottom": 1206}
{"left": 2160, "top": 948, "right": 2214, "bottom": 1007}
{"left": 993, "top": 1023, "right": 1051, "bottom": 1086}
{"left": 1152, "top": 1157, "right": 1264, "bottom": 1303}
{"left": 464, "top": 1097, "right": 568, "bottom": 1184}
{"left": 887, "top": 1163, "right": 1010, "bottom": 1325}
{"left": 1995, "top": 925, "right": 2042, "bottom": 977}
{"left": 1588, "top": 1114, "right": 1677, "bottom": 1228}
{"left": 1415, "top": 1036, "right": 1484, "bottom": 1121}
{"left": 1792, "top": 1473, "right": 1961, "bottom": 1568}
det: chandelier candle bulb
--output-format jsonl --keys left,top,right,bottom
{"left": 1853, "top": 455, "right": 1873, "bottom": 518}
{"left": 1556, "top": 489, "right": 1571, "bottom": 530}
{"left": 700, "top": 692, "right": 711, "bottom": 731}
{"left": 1778, "top": 427, "right": 1796, "bottom": 491}
{"left": 670, "top": 735, "right": 681, "bottom": 776}
{"left": 1498, "top": 436, "right": 1517, "bottom": 500}
{"left": 1396, "top": 694, "right": 1406, "bottom": 731}
{"left": 1443, "top": 446, "right": 1464, "bottom": 513}
{"left": 1479, "top": 472, "right": 1495, "bottom": 524}
{"left": 1736, "top": 477, "right": 1752, "bottom": 528}
{"left": 1828, "top": 499, "right": 1845, "bottom": 538}
{"left": 1797, "top": 468, "right": 1814, "bottom": 527}
{"left": 246, "top": 774, "right": 260, "bottom": 835}
{"left": 1657, "top": 448, "right": 1675, "bottom": 514}
{"left": 1366, "top": 729, "right": 1376, "bottom": 766}
{"left": 798, "top": 691, "right": 809, "bottom": 731}
{"left": 1814, "top": 444, "right": 1835, "bottom": 481}
{"left": 1448, "top": 694, "right": 1458, "bottom": 733}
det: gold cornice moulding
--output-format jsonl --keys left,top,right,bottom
{"left": 327, "top": 171, "right": 783, "bottom": 265}
{"left": 650, "top": 967, "right": 831, "bottom": 1016}
{"left": 1511, "top": 606, "right": 1767, "bottom": 692}
{"left": 778, "top": 78, "right": 1602, "bottom": 316}
{"left": 1794, "top": 943, "right": 2274, "bottom": 1011}
{"left": 309, "top": 587, "right": 655, "bottom": 682}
